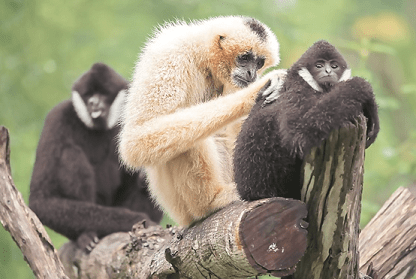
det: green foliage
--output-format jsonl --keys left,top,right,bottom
{"left": 1, "top": 0, "right": 415, "bottom": 278}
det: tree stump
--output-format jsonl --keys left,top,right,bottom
{"left": 293, "top": 115, "right": 367, "bottom": 278}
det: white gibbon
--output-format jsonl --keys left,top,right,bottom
{"left": 119, "top": 16, "right": 284, "bottom": 226}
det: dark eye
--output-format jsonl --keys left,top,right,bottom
{"left": 331, "top": 64, "right": 338, "bottom": 69}
{"left": 240, "top": 54, "right": 249, "bottom": 61}
{"left": 315, "top": 63, "right": 323, "bottom": 68}
{"left": 257, "top": 58, "right": 265, "bottom": 69}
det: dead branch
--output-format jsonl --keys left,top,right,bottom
{"left": 0, "top": 126, "right": 68, "bottom": 279}
{"left": 360, "top": 187, "right": 416, "bottom": 279}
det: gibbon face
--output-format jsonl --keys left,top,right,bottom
{"left": 232, "top": 51, "right": 266, "bottom": 88}
{"left": 71, "top": 63, "right": 127, "bottom": 130}
{"left": 309, "top": 59, "right": 343, "bottom": 91}
{"left": 206, "top": 17, "right": 279, "bottom": 91}
{"left": 297, "top": 40, "right": 349, "bottom": 92}
{"left": 294, "top": 40, "right": 351, "bottom": 93}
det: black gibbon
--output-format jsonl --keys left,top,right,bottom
{"left": 234, "top": 40, "right": 380, "bottom": 201}
{"left": 118, "top": 16, "right": 285, "bottom": 226}
{"left": 29, "top": 63, "right": 163, "bottom": 252}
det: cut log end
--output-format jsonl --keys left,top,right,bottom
{"left": 240, "top": 198, "right": 308, "bottom": 277}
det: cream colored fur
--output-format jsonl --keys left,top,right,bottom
{"left": 118, "top": 16, "right": 281, "bottom": 226}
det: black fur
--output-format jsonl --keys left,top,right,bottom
{"left": 234, "top": 40, "right": 380, "bottom": 201}
{"left": 298, "top": 40, "right": 348, "bottom": 70}
{"left": 29, "top": 63, "right": 162, "bottom": 252}
{"left": 72, "top": 63, "right": 128, "bottom": 100}
{"left": 244, "top": 17, "right": 267, "bottom": 42}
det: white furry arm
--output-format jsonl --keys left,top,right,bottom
{"left": 119, "top": 74, "right": 273, "bottom": 168}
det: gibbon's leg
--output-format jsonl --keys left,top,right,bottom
{"left": 146, "top": 138, "right": 237, "bottom": 226}
{"left": 119, "top": 71, "right": 280, "bottom": 168}
{"left": 30, "top": 197, "right": 154, "bottom": 240}
{"left": 182, "top": 139, "right": 238, "bottom": 217}
{"left": 145, "top": 163, "right": 192, "bottom": 225}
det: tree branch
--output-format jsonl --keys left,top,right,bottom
{"left": 359, "top": 186, "right": 416, "bottom": 279}
{"left": 0, "top": 126, "right": 68, "bottom": 279}
{"left": 60, "top": 198, "right": 308, "bottom": 278}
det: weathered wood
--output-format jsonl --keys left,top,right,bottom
{"left": 359, "top": 187, "right": 416, "bottom": 279}
{"left": 0, "top": 126, "right": 69, "bottom": 279}
{"left": 148, "top": 198, "right": 307, "bottom": 278}
{"left": 240, "top": 198, "right": 308, "bottom": 276}
{"left": 58, "top": 223, "right": 180, "bottom": 279}
{"left": 293, "top": 115, "right": 367, "bottom": 279}
{"left": 59, "top": 198, "right": 308, "bottom": 278}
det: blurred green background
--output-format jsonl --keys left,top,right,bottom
{"left": 1, "top": 0, "right": 416, "bottom": 278}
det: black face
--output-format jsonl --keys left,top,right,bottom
{"left": 72, "top": 63, "right": 128, "bottom": 130}
{"left": 85, "top": 92, "right": 114, "bottom": 128}
{"left": 72, "top": 90, "right": 117, "bottom": 130}
{"left": 232, "top": 51, "right": 265, "bottom": 88}
{"left": 309, "top": 59, "right": 343, "bottom": 91}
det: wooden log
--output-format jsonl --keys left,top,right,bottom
{"left": 140, "top": 198, "right": 308, "bottom": 278}
{"left": 60, "top": 198, "right": 308, "bottom": 278}
{"left": 0, "top": 126, "right": 68, "bottom": 279}
{"left": 359, "top": 187, "right": 416, "bottom": 279}
{"left": 293, "top": 115, "right": 367, "bottom": 279}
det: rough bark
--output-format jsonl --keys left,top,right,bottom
{"left": 359, "top": 187, "right": 416, "bottom": 279}
{"left": 0, "top": 126, "right": 69, "bottom": 279}
{"left": 293, "top": 115, "right": 367, "bottom": 279}
{"left": 59, "top": 198, "right": 308, "bottom": 278}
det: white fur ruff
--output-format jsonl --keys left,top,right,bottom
{"left": 72, "top": 91, "right": 94, "bottom": 128}
{"left": 339, "top": 68, "right": 351, "bottom": 82}
{"left": 298, "top": 67, "right": 323, "bottom": 92}
{"left": 108, "top": 90, "right": 126, "bottom": 129}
